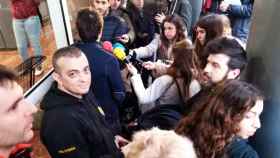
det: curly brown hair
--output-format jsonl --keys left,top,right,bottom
{"left": 175, "top": 80, "right": 263, "bottom": 158}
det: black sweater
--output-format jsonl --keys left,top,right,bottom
{"left": 40, "top": 83, "right": 123, "bottom": 158}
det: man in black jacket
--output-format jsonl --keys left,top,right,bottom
{"left": 40, "top": 46, "right": 125, "bottom": 158}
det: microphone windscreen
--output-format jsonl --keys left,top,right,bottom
{"left": 113, "top": 42, "right": 126, "bottom": 51}
{"left": 102, "top": 41, "right": 113, "bottom": 53}
{"left": 113, "top": 48, "right": 126, "bottom": 61}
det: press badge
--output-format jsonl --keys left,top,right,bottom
{"left": 97, "top": 106, "right": 105, "bottom": 116}
{"left": 58, "top": 146, "right": 76, "bottom": 154}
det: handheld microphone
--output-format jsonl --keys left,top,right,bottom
{"left": 102, "top": 41, "right": 113, "bottom": 53}
{"left": 113, "top": 43, "right": 126, "bottom": 51}
{"left": 113, "top": 42, "right": 143, "bottom": 64}
{"left": 114, "top": 47, "right": 127, "bottom": 62}
{"left": 127, "top": 51, "right": 143, "bottom": 64}
{"left": 113, "top": 42, "right": 128, "bottom": 62}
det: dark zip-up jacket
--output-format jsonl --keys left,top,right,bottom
{"left": 75, "top": 42, "right": 125, "bottom": 135}
{"left": 40, "top": 83, "right": 123, "bottom": 158}
{"left": 227, "top": 137, "right": 259, "bottom": 158}
{"left": 102, "top": 14, "right": 129, "bottom": 43}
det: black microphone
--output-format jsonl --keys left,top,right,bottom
{"left": 127, "top": 50, "right": 143, "bottom": 64}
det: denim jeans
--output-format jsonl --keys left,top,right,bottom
{"left": 12, "top": 16, "right": 42, "bottom": 61}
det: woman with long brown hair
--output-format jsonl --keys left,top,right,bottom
{"left": 127, "top": 40, "right": 201, "bottom": 113}
{"left": 194, "top": 14, "right": 231, "bottom": 68}
{"left": 176, "top": 80, "right": 264, "bottom": 158}
{"left": 132, "top": 14, "right": 189, "bottom": 77}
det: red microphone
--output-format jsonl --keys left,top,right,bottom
{"left": 102, "top": 41, "right": 113, "bottom": 53}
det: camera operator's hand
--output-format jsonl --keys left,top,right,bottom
{"left": 117, "top": 34, "right": 129, "bottom": 43}
{"left": 126, "top": 63, "right": 138, "bottom": 76}
{"left": 154, "top": 13, "right": 166, "bottom": 24}
{"left": 142, "top": 61, "right": 156, "bottom": 70}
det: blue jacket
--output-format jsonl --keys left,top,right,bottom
{"left": 227, "top": 0, "right": 254, "bottom": 43}
{"left": 209, "top": 0, "right": 254, "bottom": 43}
{"left": 227, "top": 137, "right": 259, "bottom": 158}
{"left": 102, "top": 14, "right": 129, "bottom": 43}
{"left": 75, "top": 42, "right": 125, "bottom": 135}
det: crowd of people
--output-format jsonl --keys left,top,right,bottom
{"left": 1, "top": 0, "right": 260, "bottom": 158}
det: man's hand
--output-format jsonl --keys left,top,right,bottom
{"left": 154, "top": 13, "right": 166, "bottom": 24}
{"left": 117, "top": 34, "right": 129, "bottom": 43}
{"left": 142, "top": 61, "right": 156, "bottom": 70}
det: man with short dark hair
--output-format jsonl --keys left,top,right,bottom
{"left": 187, "top": 36, "right": 248, "bottom": 114}
{"left": 0, "top": 65, "right": 37, "bottom": 158}
{"left": 196, "top": 37, "right": 259, "bottom": 158}
{"left": 90, "top": 0, "right": 130, "bottom": 43}
{"left": 203, "top": 36, "right": 247, "bottom": 84}
{"left": 75, "top": 9, "right": 125, "bottom": 135}
{"left": 40, "top": 46, "right": 124, "bottom": 158}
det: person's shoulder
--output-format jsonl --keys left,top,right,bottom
{"left": 158, "top": 75, "right": 174, "bottom": 82}
{"left": 228, "top": 138, "right": 259, "bottom": 158}
{"left": 120, "top": 8, "right": 130, "bottom": 16}
{"left": 104, "top": 14, "right": 122, "bottom": 23}
{"left": 153, "top": 75, "right": 174, "bottom": 87}
{"left": 97, "top": 48, "right": 118, "bottom": 61}
{"left": 76, "top": 42, "right": 115, "bottom": 58}
{"left": 190, "top": 79, "right": 201, "bottom": 88}
{"left": 74, "top": 42, "right": 100, "bottom": 52}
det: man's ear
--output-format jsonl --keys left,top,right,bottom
{"left": 227, "top": 69, "right": 241, "bottom": 79}
{"left": 52, "top": 72, "right": 61, "bottom": 84}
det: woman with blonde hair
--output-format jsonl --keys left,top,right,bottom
{"left": 122, "top": 127, "right": 197, "bottom": 158}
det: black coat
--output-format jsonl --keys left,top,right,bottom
{"left": 75, "top": 42, "right": 125, "bottom": 135}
